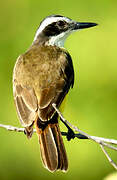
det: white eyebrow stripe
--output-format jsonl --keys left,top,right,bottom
{"left": 33, "top": 16, "right": 70, "bottom": 41}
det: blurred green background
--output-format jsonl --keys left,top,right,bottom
{"left": 0, "top": 0, "right": 117, "bottom": 180}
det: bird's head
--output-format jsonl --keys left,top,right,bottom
{"left": 33, "top": 15, "right": 97, "bottom": 47}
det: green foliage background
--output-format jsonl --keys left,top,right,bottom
{"left": 0, "top": 0, "right": 117, "bottom": 180}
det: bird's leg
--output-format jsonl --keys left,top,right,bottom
{"left": 52, "top": 103, "right": 88, "bottom": 140}
{"left": 60, "top": 118, "right": 88, "bottom": 141}
{"left": 60, "top": 118, "right": 75, "bottom": 141}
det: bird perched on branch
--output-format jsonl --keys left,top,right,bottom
{"left": 13, "top": 15, "right": 97, "bottom": 172}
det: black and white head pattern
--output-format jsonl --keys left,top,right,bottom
{"left": 34, "top": 15, "right": 74, "bottom": 47}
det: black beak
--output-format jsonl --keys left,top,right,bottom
{"left": 72, "top": 22, "right": 98, "bottom": 30}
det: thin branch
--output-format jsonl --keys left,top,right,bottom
{"left": 0, "top": 104, "right": 117, "bottom": 170}
{"left": 0, "top": 124, "right": 36, "bottom": 133}
{"left": 52, "top": 103, "right": 117, "bottom": 145}
{"left": 0, "top": 124, "right": 25, "bottom": 132}
{"left": 89, "top": 135, "right": 117, "bottom": 145}
{"left": 100, "top": 144, "right": 117, "bottom": 170}
{"left": 52, "top": 103, "right": 117, "bottom": 170}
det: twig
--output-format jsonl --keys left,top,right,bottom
{"left": 52, "top": 104, "right": 117, "bottom": 145}
{"left": 100, "top": 144, "right": 117, "bottom": 170}
{"left": 0, "top": 124, "right": 36, "bottom": 133}
{"left": 0, "top": 104, "right": 117, "bottom": 170}
{"left": 52, "top": 103, "right": 117, "bottom": 170}
{"left": 0, "top": 124, "right": 25, "bottom": 132}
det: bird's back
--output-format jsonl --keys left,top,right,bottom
{"left": 13, "top": 45, "right": 67, "bottom": 94}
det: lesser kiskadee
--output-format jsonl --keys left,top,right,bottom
{"left": 13, "top": 15, "right": 97, "bottom": 172}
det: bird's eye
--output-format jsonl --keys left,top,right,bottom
{"left": 57, "top": 21, "right": 66, "bottom": 27}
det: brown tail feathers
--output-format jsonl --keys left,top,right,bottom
{"left": 35, "top": 113, "right": 68, "bottom": 172}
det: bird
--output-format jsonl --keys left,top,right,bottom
{"left": 13, "top": 15, "right": 97, "bottom": 172}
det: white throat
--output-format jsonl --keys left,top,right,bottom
{"left": 46, "top": 31, "right": 70, "bottom": 47}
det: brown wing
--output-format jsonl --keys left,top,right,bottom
{"left": 13, "top": 83, "right": 38, "bottom": 127}
{"left": 38, "top": 51, "right": 74, "bottom": 121}
{"left": 13, "top": 48, "right": 74, "bottom": 124}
